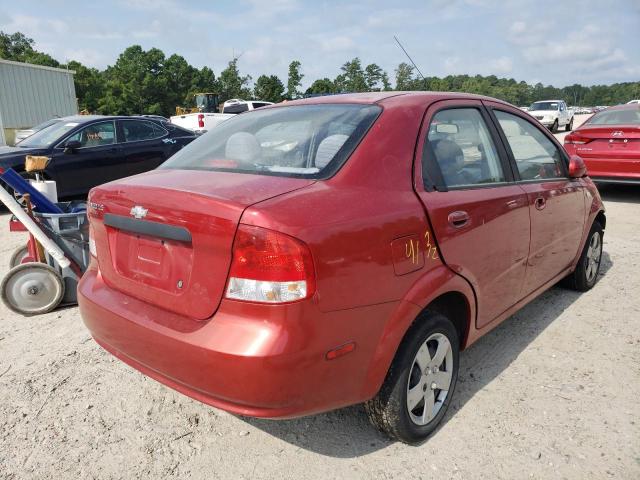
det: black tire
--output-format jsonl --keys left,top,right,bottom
{"left": 1, "top": 263, "right": 65, "bottom": 316}
{"left": 566, "top": 118, "right": 573, "bottom": 132}
{"left": 563, "top": 221, "right": 603, "bottom": 291}
{"left": 9, "top": 245, "right": 30, "bottom": 269}
{"left": 365, "top": 312, "right": 459, "bottom": 444}
{"left": 551, "top": 120, "right": 559, "bottom": 133}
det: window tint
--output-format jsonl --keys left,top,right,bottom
{"left": 586, "top": 109, "right": 640, "bottom": 125}
{"left": 122, "top": 120, "right": 163, "bottom": 142}
{"left": 425, "top": 108, "right": 505, "bottom": 188}
{"left": 252, "top": 102, "right": 270, "bottom": 109}
{"left": 495, "top": 110, "right": 566, "bottom": 180}
{"left": 67, "top": 121, "right": 115, "bottom": 148}
{"left": 160, "top": 104, "right": 380, "bottom": 177}
{"left": 223, "top": 104, "right": 249, "bottom": 114}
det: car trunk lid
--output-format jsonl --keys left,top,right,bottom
{"left": 89, "top": 169, "right": 314, "bottom": 320}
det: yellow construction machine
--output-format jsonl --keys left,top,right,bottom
{"left": 175, "top": 93, "right": 220, "bottom": 115}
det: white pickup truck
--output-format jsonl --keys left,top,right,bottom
{"left": 169, "top": 99, "right": 273, "bottom": 134}
{"left": 528, "top": 100, "right": 574, "bottom": 132}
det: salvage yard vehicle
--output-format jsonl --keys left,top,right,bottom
{"left": 0, "top": 116, "right": 196, "bottom": 197}
{"left": 529, "top": 99, "right": 574, "bottom": 132}
{"left": 79, "top": 92, "right": 605, "bottom": 444}
{"left": 170, "top": 98, "right": 274, "bottom": 134}
{"left": 564, "top": 103, "right": 640, "bottom": 184}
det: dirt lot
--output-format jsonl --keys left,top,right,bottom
{"left": 1, "top": 115, "right": 638, "bottom": 479}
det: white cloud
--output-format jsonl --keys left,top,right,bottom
{"left": 488, "top": 57, "right": 513, "bottom": 74}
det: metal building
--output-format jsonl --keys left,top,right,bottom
{"left": 0, "top": 59, "right": 78, "bottom": 145}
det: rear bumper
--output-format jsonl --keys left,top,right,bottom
{"left": 78, "top": 267, "right": 392, "bottom": 418}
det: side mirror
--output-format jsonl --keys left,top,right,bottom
{"left": 568, "top": 155, "right": 587, "bottom": 178}
{"left": 64, "top": 140, "right": 81, "bottom": 153}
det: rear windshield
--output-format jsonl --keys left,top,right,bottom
{"left": 160, "top": 104, "right": 381, "bottom": 178}
{"left": 586, "top": 109, "right": 640, "bottom": 125}
{"left": 530, "top": 102, "right": 559, "bottom": 111}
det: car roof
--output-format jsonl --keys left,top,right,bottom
{"left": 593, "top": 103, "right": 639, "bottom": 112}
{"left": 274, "top": 91, "right": 515, "bottom": 108}
{"left": 56, "top": 115, "right": 169, "bottom": 123}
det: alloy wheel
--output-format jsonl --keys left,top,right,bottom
{"left": 406, "top": 333, "right": 453, "bottom": 426}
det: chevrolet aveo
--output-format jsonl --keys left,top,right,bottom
{"left": 79, "top": 92, "right": 605, "bottom": 444}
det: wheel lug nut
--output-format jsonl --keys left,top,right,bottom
{"left": 431, "top": 382, "right": 437, "bottom": 390}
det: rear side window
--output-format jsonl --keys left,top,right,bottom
{"left": 425, "top": 108, "right": 506, "bottom": 188}
{"left": 223, "top": 104, "right": 249, "bottom": 114}
{"left": 586, "top": 109, "right": 640, "bottom": 125}
{"left": 495, "top": 111, "right": 566, "bottom": 180}
{"left": 121, "top": 120, "right": 164, "bottom": 142}
{"left": 160, "top": 104, "right": 381, "bottom": 178}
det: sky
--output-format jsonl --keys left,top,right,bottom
{"left": 0, "top": 0, "right": 639, "bottom": 89}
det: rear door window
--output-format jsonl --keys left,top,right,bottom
{"left": 425, "top": 108, "right": 506, "bottom": 189}
{"left": 494, "top": 111, "right": 566, "bottom": 180}
{"left": 121, "top": 120, "right": 164, "bottom": 142}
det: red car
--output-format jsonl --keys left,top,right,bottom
{"left": 565, "top": 103, "right": 640, "bottom": 184}
{"left": 79, "top": 92, "right": 605, "bottom": 444}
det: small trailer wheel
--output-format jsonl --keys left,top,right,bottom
{"left": 9, "top": 245, "right": 32, "bottom": 268}
{"left": 1, "top": 263, "right": 65, "bottom": 316}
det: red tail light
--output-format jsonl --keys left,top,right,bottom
{"left": 198, "top": 114, "right": 205, "bottom": 128}
{"left": 225, "top": 225, "right": 315, "bottom": 303}
{"left": 565, "top": 132, "right": 592, "bottom": 145}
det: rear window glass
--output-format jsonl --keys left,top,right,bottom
{"left": 586, "top": 109, "right": 640, "bottom": 125}
{"left": 160, "top": 104, "right": 381, "bottom": 178}
{"left": 223, "top": 104, "right": 249, "bottom": 114}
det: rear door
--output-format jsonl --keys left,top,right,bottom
{"left": 414, "top": 100, "right": 531, "bottom": 328}
{"left": 486, "top": 103, "right": 586, "bottom": 296}
{"left": 118, "top": 119, "right": 171, "bottom": 177}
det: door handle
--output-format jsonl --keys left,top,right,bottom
{"left": 534, "top": 196, "right": 546, "bottom": 210}
{"left": 448, "top": 210, "right": 470, "bottom": 228}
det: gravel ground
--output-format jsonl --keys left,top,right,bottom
{"left": 0, "top": 114, "right": 638, "bottom": 479}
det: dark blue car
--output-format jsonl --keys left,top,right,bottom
{"left": 0, "top": 115, "right": 197, "bottom": 197}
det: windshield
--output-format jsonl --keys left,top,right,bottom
{"left": 586, "top": 109, "right": 640, "bottom": 125}
{"left": 19, "top": 120, "right": 83, "bottom": 148}
{"left": 530, "top": 102, "right": 559, "bottom": 111}
{"left": 160, "top": 104, "right": 381, "bottom": 177}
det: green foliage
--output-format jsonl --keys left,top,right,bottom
{"left": 1, "top": 30, "right": 638, "bottom": 119}
{"left": 254, "top": 75, "right": 285, "bottom": 103}
{"left": 218, "top": 57, "right": 252, "bottom": 103}
{"left": 286, "top": 60, "right": 303, "bottom": 99}
{"left": 305, "top": 78, "right": 338, "bottom": 95}
{"left": 0, "top": 30, "right": 60, "bottom": 67}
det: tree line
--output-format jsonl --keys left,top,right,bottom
{"left": 2, "top": 31, "right": 639, "bottom": 118}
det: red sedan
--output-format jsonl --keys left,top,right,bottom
{"left": 79, "top": 92, "right": 605, "bottom": 444}
{"left": 565, "top": 103, "right": 640, "bottom": 184}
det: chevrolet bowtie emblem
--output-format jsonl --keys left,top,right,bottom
{"left": 130, "top": 205, "right": 148, "bottom": 219}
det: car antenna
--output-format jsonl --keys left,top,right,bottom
{"left": 393, "top": 35, "right": 426, "bottom": 82}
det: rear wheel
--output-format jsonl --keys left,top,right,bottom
{"left": 564, "top": 221, "right": 603, "bottom": 291}
{"left": 551, "top": 119, "right": 559, "bottom": 133}
{"left": 365, "top": 312, "right": 459, "bottom": 444}
{"left": 566, "top": 118, "right": 573, "bottom": 132}
{"left": 1, "top": 263, "right": 64, "bottom": 316}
